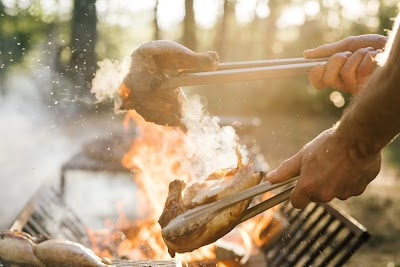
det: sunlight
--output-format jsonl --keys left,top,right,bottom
{"left": 236, "top": 0, "right": 257, "bottom": 24}
{"left": 340, "top": 0, "right": 365, "bottom": 21}
{"left": 330, "top": 91, "right": 345, "bottom": 108}
{"left": 157, "top": 0, "right": 185, "bottom": 30}
{"left": 276, "top": 6, "right": 305, "bottom": 29}
{"left": 255, "top": 1, "right": 270, "bottom": 19}
{"left": 303, "top": 0, "right": 320, "bottom": 19}
{"left": 194, "top": 0, "right": 221, "bottom": 29}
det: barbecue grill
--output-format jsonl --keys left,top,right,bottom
{"left": 8, "top": 183, "right": 370, "bottom": 267}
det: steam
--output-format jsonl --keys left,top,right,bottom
{"left": 90, "top": 57, "right": 130, "bottom": 102}
{"left": 181, "top": 95, "right": 248, "bottom": 180}
{"left": 90, "top": 58, "right": 247, "bottom": 181}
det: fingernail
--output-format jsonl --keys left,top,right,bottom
{"left": 265, "top": 170, "right": 277, "bottom": 180}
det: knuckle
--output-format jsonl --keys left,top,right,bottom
{"left": 318, "top": 191, "right": 335, "bottom": 203}
{"left": 330, "top": 53, "right": 348, "bottom": 62}
{"left": 353, "top": 48, "right": 371, "bottom": 56}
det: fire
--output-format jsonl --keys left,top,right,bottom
{"left": 88, "top": 110, "right": 216, "bottom": 261}
{"left": 88, "top": 109, "right": 284, "bottom": 263}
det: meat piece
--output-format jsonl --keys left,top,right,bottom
{"left": 0, "top": 230, "right": 44, "bottom": 266}
{"left": 158, "top": 165, "right": 263, "bottom": 257}
{"left": 115, "top": 40, "right": 219, "bottom": 129}
{"left": 0, "top": 230, "right": 113, "bottom": 267}
{"left": 34, "top": 239, "right": 113, "bottom": 267}
{"left": 158, "top": 180, "right": 186, "bottom": 228}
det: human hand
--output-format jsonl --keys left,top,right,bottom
{"left": 265, "top": 127, "right": 381, "bottom": 209}
{"left": 304, "top": 34, "right": 387, "bottom": 95}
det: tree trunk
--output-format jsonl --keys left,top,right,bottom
{"left": 68, "top": 0, "right": 97, "bottom": 95}
{"left": 215, "top": 0, "right": 235, "bottom": 61}
{"left": 153, "top": 0, "right": 161, "bottom": 40}
{"left": 183, "top": 0, "right": 197, "bottom": 51}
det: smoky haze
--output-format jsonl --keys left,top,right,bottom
{"left": 90, "top": 58, "right": 247, "bottom": 180}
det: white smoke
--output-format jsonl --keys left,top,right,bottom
{"left": 90, "top": 57, "right": 130, "bottom": 102}
{"left": 181, "top": 95, "right": 248, "bottom": 181}
{"left": 90, "top": 58, "right": 247, "bottom": 181}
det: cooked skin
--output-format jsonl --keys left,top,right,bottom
{"left": 158, "top": 165, "right": 263, "bottom": 257}
{"left": 116, "top": 40, "right": 219, "bottom": 129}
{"left": 34, "top": 239, "right": 113, "bottom": 267}
{"left": 0, "top": 230, "right": 44, "bottom": 266}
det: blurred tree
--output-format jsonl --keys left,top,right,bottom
{"left": 0, "top": 1, "right": 49, "bottom": 96}
{"left": 153, "top": 0, "right": 161, "bottom": 40}
{"left": 378, "top": 1, "right": 398, "bottom": 34}
{"left": 183, "top": 0, "right": 197, "bottom": 50}
{"left": 215, "top": 0, "right": 235, "bottom": 60}
{"left": 66, "top": 0, "right": 97, "bottom": 97}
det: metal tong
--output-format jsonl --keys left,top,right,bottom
{"left": 159, "top": 57, "right": 328, "bottom": 89}
{"left": 162, "top": 176, "right": 298, "bottom": 238}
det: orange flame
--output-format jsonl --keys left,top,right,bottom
{"left": 88, "top": 110, "right": 283, "bottom": 263}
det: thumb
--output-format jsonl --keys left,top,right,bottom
{"left": 266, "top": 152, "right": 302, "bottom": 184}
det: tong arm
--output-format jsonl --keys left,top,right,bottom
{"left": 159, "top": 58, "right": 328, "bottom": 89}
{"left": 162, "top": 177, "right": 298, "bottom": 238}
{"left": 239, "top": 185, "right": 294, "bottom": 223}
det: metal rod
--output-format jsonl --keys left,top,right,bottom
{"left": 217, "top": 57, "right": 329, "bottom": 70}
{"left": 162, "top": 177, "right": 298, "bottom": 237}
{"left": 182, "top": 177, "right": 298, "bottom": 222}
{"left": 239, "top": 185, "right": 294, "bottom": 223}
{"left": 160, "top": 61, "right": 326, "bottom": 89}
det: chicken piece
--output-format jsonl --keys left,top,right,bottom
{"left": 115, "top": 40, "right": 219, "bottom": 129}
{"left": 158, "top": 165, "right": 263, "bottom": 257}
{"left": 34, "top": 239, "right": 113, "bottom": 267}
{"left": 0, "top": 230, "right": 44, "bottom": 266}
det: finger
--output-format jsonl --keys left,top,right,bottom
{"left": 304, "top": 37, "right": 356, "bottom": 58}
{"left": 322, "top": 52, "right": 352, "bottom": 89}
{"left": 356, "top": 50, "right": 380, "bottom": 87}
{"left": 304, "top": 35, "right": 388, "bottom": 58}
{"left": 290, "top": 182, "right": 311, "bottom": 209}
{"left": 265, "top": 152, "right": 302, "bottom": 184}
{"left": 308, "top": 64, "right": 326, "bottom": 90}
{"left": 340, "top": 47, "right": 375, "bottom": 94}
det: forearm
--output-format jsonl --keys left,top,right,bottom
{"left": 336, "top": 15, "right": 400, "bottom": 156}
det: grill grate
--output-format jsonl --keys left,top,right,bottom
{"left": 265, "top": 201, "right": 370, "bottom": 267}
{"left": 9, "top": 184, "right": 369, "bottom": 267}
{"left": 11, "top": 185, "right": 91, "bottom": 247}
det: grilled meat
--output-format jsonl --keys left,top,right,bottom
{"left": 115, "top": 40, "right": 219, "bottom": 129}
{"left": 158, "top": 164, "right": 263, "bottom": 257}
{"left": 0, "top": 230, "right": 113, "bottom": 267}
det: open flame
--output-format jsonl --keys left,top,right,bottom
{"left": 88, "top": 109, "right": 218, "bottom": 261}
{"left": 87, "top": 103, "right": 284, "bottom": 263}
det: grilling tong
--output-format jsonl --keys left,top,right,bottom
{"left": 160, "top": 58, "right": 325, "bottom": 236}
{"left": 159, "top": 57, "right": 328, "bottom": 89}
{"left": 162, "top": 176, "right": 298, "bottom": 238}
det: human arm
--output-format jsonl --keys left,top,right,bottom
{"left": 266, "top": 16, "right": 400, "bottom": 209}
{"left": 305, "top": 34, "right": 387, "bottom": 94}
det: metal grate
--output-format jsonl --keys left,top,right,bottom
{"left": 11, "top": 185, "right": 91, "bottom": 247}
{"left": 265, "top": 201, "right": 370, "bottom": 267}
{"left": 10, "top": 185, "right": 369, "bottom": 267}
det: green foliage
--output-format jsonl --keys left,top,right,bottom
{"left": 0, "top": 2, "right": 49, "bottom": 71}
